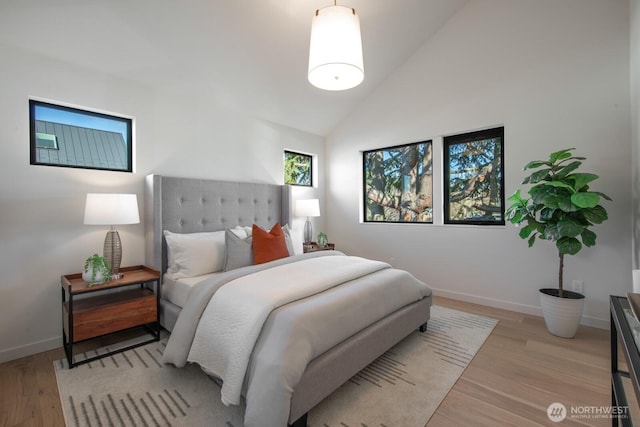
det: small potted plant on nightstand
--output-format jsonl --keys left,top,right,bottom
{"left": 505, "top": 148, "right": 611, "bottom": 338}
{"left": 317, "top": 232, "right": 328, "bottom": 247}
{"left": 82, "top": 253, "right": 111, "bottom": 286}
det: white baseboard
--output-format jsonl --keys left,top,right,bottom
{"left": 0, "top": 336, "right": 61, "bottom": 364}
{"left": 432, "top": 288, "right": 609, "bottom": 330}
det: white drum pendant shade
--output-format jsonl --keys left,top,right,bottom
{"left": 308, "top": 5, "right": 364, "bottom": 91}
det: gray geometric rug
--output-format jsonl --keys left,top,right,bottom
{"left": 54, "top": 305, "right": 497, "bottom": 427}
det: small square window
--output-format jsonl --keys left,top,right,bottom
{"left": 35, "top": 132, "right": 58, "bottom": 149}
{"left": 284, "top": 150, "right": 313, "bottom": 186}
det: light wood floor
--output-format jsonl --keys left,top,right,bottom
{"left": 0, "top": 296, "right": 615, "bottom": 427}
{"left": 428, "top": 297, "right": 613, "bottom": 427}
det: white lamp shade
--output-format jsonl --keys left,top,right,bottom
{"left": 295, "top": 199, "right": 320, "bottom": 217}
{"left": 308, "top": 5, "right": 364, "bottom": 91}
{"left": 84, "top": 193, "right": 140, "bottom": 225}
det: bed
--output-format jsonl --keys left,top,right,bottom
{"left": 144, "top": 174, "right": 432, "bottom": 427}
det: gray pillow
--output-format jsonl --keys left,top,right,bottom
{"left": 223, "top": 230, "right": 253, "bottom": 271}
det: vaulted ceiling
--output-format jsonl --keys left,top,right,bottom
{"left": 0, "top": 0, "right": 468, "bottom": 136}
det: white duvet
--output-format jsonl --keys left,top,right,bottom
{"left": 186, "top": 255, "right": 390, "bottom": 406}
{"left": 162, "top": 251, "right": 432, "bottom": 427}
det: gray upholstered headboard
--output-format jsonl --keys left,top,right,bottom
{"left": 144, "top": 174, "right": 292, "bottom": 275}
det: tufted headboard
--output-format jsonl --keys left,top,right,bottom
{"left": 144, "top": 174, "right": 292, "bottom": 275}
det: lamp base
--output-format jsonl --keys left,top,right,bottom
{"left": 103, "top": 229, "right": 122, "bottom": 279}
{"left": 303, "top": 218, "right": 313, "bottom": 245}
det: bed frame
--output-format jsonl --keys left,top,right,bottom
{"left": 144, "top": 174, "right": 431, "bottom": 426}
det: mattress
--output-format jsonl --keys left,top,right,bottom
{"left": 161, "top": 272, "right": 219, "bottom": 308}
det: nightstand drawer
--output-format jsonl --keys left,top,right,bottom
{"left": 63, "top": 288, "right": 156, "bottom": 342}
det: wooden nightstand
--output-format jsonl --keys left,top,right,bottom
{"left": 303, "top": 242, "right": 335, "bottom": 253}
{"left": 61, "top": 265, "right": 160, "bottom": 368}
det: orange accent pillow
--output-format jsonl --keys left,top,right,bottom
{"left": 252, "top": 223, "right": 290, "bottom": 265}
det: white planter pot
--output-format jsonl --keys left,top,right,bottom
{"left": 82, "top": 268, "right": 106, "bottom": 285}
{"left": 539, "top": 288, "right": 585, "bottom": 338}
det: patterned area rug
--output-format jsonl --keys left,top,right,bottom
{"left": 54, "top": 305, "right": 497, "bottom": 427}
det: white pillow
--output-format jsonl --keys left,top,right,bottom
{"left": 282, "top": 224, "right": 295, "bottom": 256}
{"left": 164, "top": 230, "right": 226, "bottom": 279}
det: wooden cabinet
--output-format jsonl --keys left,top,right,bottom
{"left": 61, "top": 265, "right": 160, "bottom": 368}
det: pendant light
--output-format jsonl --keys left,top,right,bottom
{"left": 308, "top": 1, "right": 364, "bottom": 91}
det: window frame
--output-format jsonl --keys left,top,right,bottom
{"left": 29, "top": 99, "right": 133, "bottom": 172}
{"left": 362, "top": 140, "right": 433, "bottom": 224}
{"left": 283, "top": 150, "right": 313, "bottom": 187}
{"left": 443, "top": 127, "right": 505, "bottom": 226}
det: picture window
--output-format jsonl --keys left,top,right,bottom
{"left": 29, "top": 100, "right": 133, "bottom": 172}
{"left": 363, "top": 141, "right": 433, "bottom": 223}
{"left": 443, "top": 127, "right": 505, "bottom": 225}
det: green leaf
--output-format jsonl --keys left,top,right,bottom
{"left": 557, "top": 196, "right": 578, "bottom": 212}
{"left": 541, "top": 192, "right": 568, "bottom": 209}
{"left": 527, "top": 234, "right": 536, "bottom": 247}
{"left": 544, "top": 223, "right": 560, "bottom": 241}
{"left": 529, "top": 185, "right": 554, "bottom": 204}
{"left": 571, "top": 192, "right": 600, "bottom": 208}
{"left": 542, "top": 181, "right": 575, "bottom": 192}
{"left": 506, "top": 189, "right": 524, "bottom": 204}
{"left": 569, "top": 173, "right": 599, "bottom": 191}
{"left": 581, "top": 228, "right": 597, "bottom": 247}
{"left": 549, "top": 148, "right": 575, "bottom": 163}
{"left": 519, "top": 225, "right": 535, "bottom": 239}
{"left": 527, "top": 169, "right": 551, "bottom": 184}
{"left": 508, "top": 211, "right": 523, "bottom": 224}
{"left": 530, "top": 186, "right": 574, "bottom": 213}
{"left": 595, "top": 191, "right": 612, "bottom": 201}
{"left": 523, "top": 160, "right": 550, "bottom": 170}
{"left": 506, "top": 190, "right": 529, "bottom": 223}
{"left": 557, "top": 219, "right": 584, "bottom": 238}
{"left": 557, "top": 237, "right": 582, "bottom": 255}
{"left": 582, "top": 205, "right": 608, "bottom": 224}
{"left": 555, "top": 161, "right": 581, "bottom": 178}
{"left": 540, "top": 207, "right": 556, "bottom": 222}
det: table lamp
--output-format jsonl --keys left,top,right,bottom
{"left": 295, "top": 199, "right": 320, "bottom": 245}
{"left": 84, "top": 193, "right": 140, "bottom": 279}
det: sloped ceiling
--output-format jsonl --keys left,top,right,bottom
{"left": 0, "top": 0, "right": 468, "bottom": 136}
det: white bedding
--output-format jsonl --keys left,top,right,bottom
{"left": 161, "top": 273, "right": 219, "bottom": 308}
{"left": 187, "top": 255, "right": 390, "bottom": 407}
{"left": 163, "top": 251, "right": 432, "bottom": 427}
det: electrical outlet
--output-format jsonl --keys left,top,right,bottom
{"left": 572, "top": 280, "right": 583, "bottom": 293}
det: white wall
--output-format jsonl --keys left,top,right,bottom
{"left": 0, "top": 43, "right": 325, "bottom": 362}
{"left": 325, "top": 0, "right": 631, "bottom": 328}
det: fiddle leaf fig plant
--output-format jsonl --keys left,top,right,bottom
{"left": 505, "top": 148, "right": 611, "bottom": 295}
